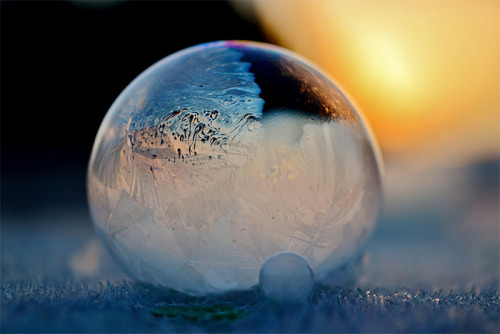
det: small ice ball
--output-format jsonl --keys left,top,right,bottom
{"left": 259, "top": 252, "right": 314, "bottom": 303}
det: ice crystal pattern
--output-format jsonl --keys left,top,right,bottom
{"left": 87, "top": 41, "right": 382, "bottom": 296}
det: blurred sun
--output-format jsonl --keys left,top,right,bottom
{"left": 247, "top": 0, "right": 499, "bottom": 168}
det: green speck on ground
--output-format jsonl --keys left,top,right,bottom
{"left": 150, "top": 304, "right": 248, "bottom": 322}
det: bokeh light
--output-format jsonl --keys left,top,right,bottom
{"left": 248, "top": 0, "right": 499, "bottom": 168}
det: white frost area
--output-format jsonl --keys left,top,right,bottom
{"left": 88, "top": 114, "right": 379, "bottom": 295}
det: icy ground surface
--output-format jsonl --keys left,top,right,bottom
{"left": 2, "top": 161, "right": 499, "bottom": 332}
{"left": 2, "top": 278, "right": 498, "bottom": 333}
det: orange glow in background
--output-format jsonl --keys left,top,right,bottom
{"left": 241, "top": 0, "right": 499, "bottom": 168}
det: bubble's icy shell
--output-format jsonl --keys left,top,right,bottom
{"left": 259, "top": 252, "right": 313, "bottom": 303}
{"left": 87, "top": 41, "right": 382, "bottom": 296}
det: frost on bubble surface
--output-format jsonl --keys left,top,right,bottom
{"left": 87, "top": 41, "right": 382, "bottom": 296}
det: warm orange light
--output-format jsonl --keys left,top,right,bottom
{"left": 253, "top": 0, "right": 499, "bottom": 167}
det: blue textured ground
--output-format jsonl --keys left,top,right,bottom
{"left": 2, "top": 279, "right": 498, "bottom": 333}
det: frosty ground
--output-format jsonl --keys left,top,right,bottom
{"left": 2, "top": 277, "right": 499, "bottom": 332}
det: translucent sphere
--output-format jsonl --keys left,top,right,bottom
{"left": 259, "top": 252, "right": 313, "bottom": 303}
{"left": 87, "top": 41, "right": 382, "bottom": 296}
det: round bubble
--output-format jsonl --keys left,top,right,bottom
{"left": 87, "top": 41, "right": 382, "bottom": 296}
{"left": 259, "top": 252, "right": 314, "bottom": 303}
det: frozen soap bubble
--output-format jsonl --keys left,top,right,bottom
{"left": 87, "top": 41, "right": 382, "bottom": 296}
{"left": 259, "top": 252, "right": 313, "bottom": 303}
